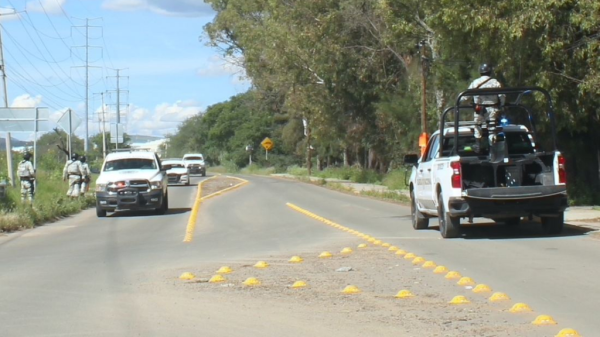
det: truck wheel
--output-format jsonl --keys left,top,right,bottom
{"left": 505, "top": 217, "right": 521, "bottom": 227}
{"left": 156, "top": 193, "right": 169, "bottom": 215}
{"left": 437, "top": 193, "right": 460, "bottom": 238}
{"left": 411, "top": 191, "right": 429, "bottom": 230}
{"left": 96, "top": 203, "right": 107, "bottom": 218}
{"left": 541, "top": 212, "right": 564, "bottom": 235}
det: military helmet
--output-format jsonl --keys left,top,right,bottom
{"left": 23, "top": 152, "right": 32, "bottom": 161}
{"left": 71, "top": 153, "right": 79, "bottom": 161}
{"left": 80, "top": 155, "right": 87, "bottom": 163}
{"left": 479, "top": 63, "right": 492, "bottom": 76}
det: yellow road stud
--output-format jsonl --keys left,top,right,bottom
{"left": 319, "top": 251, "right": 333, "bottom": 258}
{"left": 395, "top": 249, "right": 407, "bottom": 256}
{"left": 388, "top": 246, "right": 399, "bottom": 252}
{"left": 292, "top": 280, "right": 308, "bottom": 289}
{"left": 555, "top": 328, "right": 582, "bottom": 337}
{"left": 242, "top": 277, "right": 261, "bottom": 287}
{"left": 509, "top": 303, "right": 533, "bottom": 313}
{"left": 412, "top": 257, "right": 426, "bottom": 265}
{"left": 342, "top": 285, "right": 361, "bottom": 294}
{"left": 422, "top": 261, "right": 437, "bottom": 269}
{"left": 457, "top": 277, "right": 476, "bottom": 286}
{"left": 449, "top": 295, "right": 470, "bottom": 305}
{"left": 381, "top": 243, "right": 391, "bottom": 248}
{"left": 373, "top": 240, "right": 383, "bottom": 245}
{"left": 357, "top": 243, "right": 368, "bottom": 249}
{"left": 489, "top": 292, "right": 511, "bottom": 302}
{"left": 254, "top": 261, "right": 270, "bottom": 269}
{"left": 472, "top": 284, "right": 492, "bottom": 293}
{"left": 209, "top": 274, "right": 226, "bottom": 283}
{"left": 179, "top": 272, "right": 195, "bottom": 280}
{"left": 216, "top": 266, "right": 233, "bottom": 274}
{"left": 395, "top": 290, "right": 415, "bottom": 298}
{"left": 289, "top": 256, "right": 304, "bottom": 263}
{"left": 341, "top": 247, "right": 353, "bottom": 254}
{"left": 433, "top": 265, "right": 449, "bottom": 274}
{"left": 532, "top": 315, "right": 557, "bottom": 326}
{"left": 445, "top": 271, "right": 462, "bottom": 279}
{"left": 367, "top": 238, "right": 377, "bottom": 243}
{"left": 403, "top": 253, "right": 416, "bottom": 260}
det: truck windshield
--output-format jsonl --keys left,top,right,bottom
{"left": 104, "top": 159, "right": 157, "bottom": 171}
{"left": 185, "top": 156, "right": 203, "bottom": 161}
{"left": 442, "top": 132, "right": 534, "bottom": 157}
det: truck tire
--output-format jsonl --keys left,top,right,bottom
{"left": 437, "top": 193, "right": 460, "bottom": 238}
{"left": 156, "top": 192, "right": 169, "bottom": 215}
{"left": 541, "top": 212, "right": 564, "bottom": 235}
{"left": 411, "top": 191, "right": 429, "bottom": 230}
{"left": 505, "top": 217, "right": 521, "bottom": 227}
{"left": 96, "top": 203, "right": 107, "bottom": 218}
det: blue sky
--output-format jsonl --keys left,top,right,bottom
{"left": 0, "top": 0, "right": 249, "bottom": 141}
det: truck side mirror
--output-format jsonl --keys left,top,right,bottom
{"left": 403, "top": 154, "right": 419, "bottom": 166}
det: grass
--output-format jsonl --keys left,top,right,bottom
{"left": 240, "top": 164, "right": 276, "bottom": 175}
{"left": 0, "top": 172, "right": 95, "bottom": 233}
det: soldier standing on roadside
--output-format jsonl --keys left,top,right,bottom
{"left": 80, "top": 155, "right": 91, "bottom": 197}
{"left": 17, "top": 152, "right": 36, "bottom": 203}
{"left": 63, "top": 153, "right": 84, "bottom": 198}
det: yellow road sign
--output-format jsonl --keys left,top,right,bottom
{"left": 261, "top": 137, "right": 274, "bottom": 151}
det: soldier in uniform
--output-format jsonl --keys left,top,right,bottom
{"left": 17, "top": 152, "right": 36, "bottom": 203}
{"left": 63, "top": 153, "right": 84, "bottom": 198}
{"left": 80, "top": 155, "right": 91, "bottom": 197}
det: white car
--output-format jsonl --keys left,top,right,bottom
{"left": 161, "top": 158, "right": 190, "bottom": 186}
{"left": 95, "top": 149, "right": 169, "bottom": 217}
{"left": 183, "top": 153, "right": 206, "bottom": 176}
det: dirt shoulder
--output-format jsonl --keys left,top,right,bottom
{"left": 200, "top": 176, "right": 246, "bottom": 198}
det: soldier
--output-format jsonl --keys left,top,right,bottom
{"left": 80, "top": 155, "right": 91, "bottom": 197}
{"left": 17, "top": 152, "right": 36, "bottom": 203}
{"left": 63, "top": 153, "right": 84, "bottom": 198}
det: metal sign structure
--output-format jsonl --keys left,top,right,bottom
{"left": 261, "top": 137, "right": 274, "bottom": 160}
{"left": 0, "top": 107, "right": 50, "bottom": 179}
{"left": 110, "top": 123, "right": 125, "bottom": 148}
{"left": 56, "top": 109, "right": 82, "bottom": 158}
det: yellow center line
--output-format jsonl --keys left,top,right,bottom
{"left": 183, "top": 175, "right": 249, "bottom": 243}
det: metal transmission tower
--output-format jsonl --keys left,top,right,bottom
{"left": 107, "top": 68, "right": 129, "bottom": 147}
{"left": 71, "top": 17, "right": 102, "bottom": 152}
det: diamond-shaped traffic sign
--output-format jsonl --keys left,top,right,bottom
{"left": 56, "top": 109, "right": 82, "bottom": 133}
{"left": 261, "top": 137, "right": 274, "bottom": 151}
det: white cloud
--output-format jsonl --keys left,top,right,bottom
{"left": 197, "top": 54, "right": 251, "bottom": 89}
{"left": 102, "top": 0, "right": 214, "bottom": 17}
{"left": 26, "top": 0, "right": 67, "bottom": 15}
{"left": 11, "top": 94, "right": 43, "bottom": 108}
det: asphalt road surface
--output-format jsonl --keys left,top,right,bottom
{"left": 0, "top": 174, "right": 598, "bottom": 336}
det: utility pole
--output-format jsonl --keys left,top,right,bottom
{"left": 107, "top": 68, "right": 129, "bottom": 149}
{"left": 417, "top": 40, "right": 430, "bottom": 156}
{"left": 0, "top": 10, "right": 17, "bottom": 187}
{"left": 71, "top": 18, "right": 102, "bottom": 153}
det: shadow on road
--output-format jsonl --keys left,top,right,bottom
{"left": 425, "top": 220, "right": 595, "bottom": 240}
{"left": 107, "top": 207, "right": 191, "bottom": 218}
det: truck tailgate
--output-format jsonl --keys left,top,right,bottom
{"left": 464, "top": 185, "right": 566, "bottom": 200}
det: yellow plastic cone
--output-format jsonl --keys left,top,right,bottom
{"left": 412, "top": 257, "right": 426, "bottom": 265}
{"left": 179, "top": 272, "right": 195, "bottom": 280}
{"left": 342, "top": 285, "right": 361, "bottom": 294}
{"left": 216, "top": 266, "right": 233, "bottom": 274}
{"left": 242, "top": 277, "right": 261, "bottom": 287}
{"left": 292, "top": 280, "right": 308, "bottom": 289}
{"left": 509, "top": 303, "right": 533, "bottom": 313}
{"left": 445, "top": 271, "right": 462, "bottom": 279}
{"left": 422, "top": 261, "right": 437, "bottom": 269}
{"left": 209, "top": 274, "right": 226, "bottom": 283}
{"left": 433, "top": 266, "right": 449, "bottom": 274}
{"left": 341, "top": 247, "right": 353, "bottom": 254}
{"left": 395, "top": 290, "right": 415, "bottom": 298}
{"left": 395, "top": 249, "right": 407, "bottom": 256}
{"left": 532, "top": 315, "right": 557, "bottom": 326}
{"left": 555, "top": 328, "right": 582, "bottom": 337}
{"left": 289, "top": 256, "right": 304, "bottom": 263}
{"left": 254, "top": 261, "right": 270, "bottom": 269}
{"left": 319, "top": 251, "right": 333, "bottom": 258}
{"left": 489, "top": 292, "right": 511, "bottom": 302}
{"left": 472, "top": 284, "right": 492, "bottom": 293}
{"left": 449, "top": 295, "right": 470, "bottom": 305}
{"left": 457, "top": 277, "right": 476, "bottom": 286}
{"left": 388, "top": 246, "right": 399, "bottom": 252}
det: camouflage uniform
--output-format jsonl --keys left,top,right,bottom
{"left": 80, "top": 162, "right": 91, "bottom": 196}
{"left": 18, "top": 158, "right": 35, "bottom": 203}
{"left": 63, "top": 159, "right": 84, "bottom": 197}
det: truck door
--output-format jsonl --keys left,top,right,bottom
{"left": 416, "top": 135, "right": 439, "bottom": 211}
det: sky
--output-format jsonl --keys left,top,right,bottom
{"left": 0, "top": 0, "right": 250, "bottom": 142}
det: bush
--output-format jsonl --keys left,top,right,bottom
{"left": 382, "top": 169, "right": 410, "bottom": 190}
{"left": 350, "top": 169, "right": 382, "bottom": 184}
{"left": 287, "top": 165, "right": 308, "bottom": 176}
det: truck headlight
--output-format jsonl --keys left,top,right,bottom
{"left": 95, "top": 183, "right": 107, "bottom": 192}
{"left": 150, "top": 181, "right": 163, "bottom": 190}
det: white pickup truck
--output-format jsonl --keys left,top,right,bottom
{"left": 183, "top": 153, "right": 206, "bottom": 176}
{"left": 404, "top": 87, "right": 568, "bottom": 238}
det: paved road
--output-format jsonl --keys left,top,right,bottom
{"left": 0, "top": 174, "right": 598, "bottom": 336}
